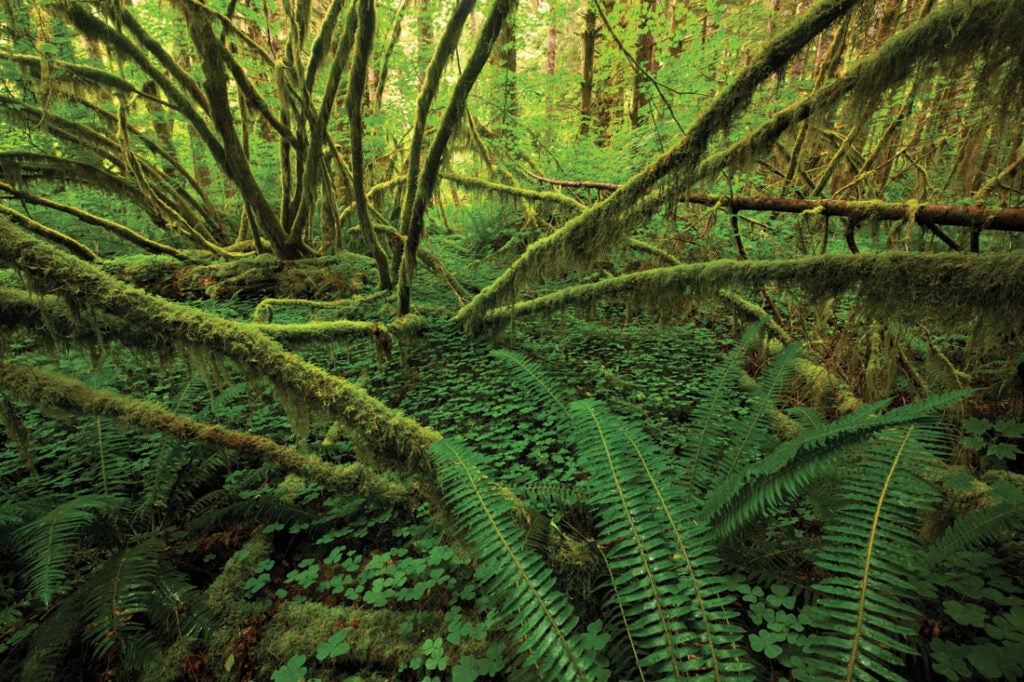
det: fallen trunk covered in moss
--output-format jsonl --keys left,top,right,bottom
{"left": 0, "top": 360, "right": 410, "bottom": 503}
{"left": 255, "top": 313, "right": 429, "bottom": 344}
{"left": 101, "top": 252, "right": 373, "bottom": 300}
{"left": 479, "top": 252, "right": 1024, "bottom": 341}
{"left": 0, "top": 215, "right": 441, "bottom": 479}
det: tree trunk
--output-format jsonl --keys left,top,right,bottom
{"left": 580, "top": 9, "right": 597, "bottom": 136}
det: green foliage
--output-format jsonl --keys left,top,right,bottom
{"left": 431, "top": 437, "right": 611, "bottom": 680}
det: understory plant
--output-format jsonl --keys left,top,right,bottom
{"left": 430, "top": 328, "right": 1024, "bottom": 680}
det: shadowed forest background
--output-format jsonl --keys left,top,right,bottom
{"left": 1, "top": 0, "right": 1024, "bottom": 679}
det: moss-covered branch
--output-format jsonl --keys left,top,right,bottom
{"left": 182, "top": 6, "right": 304, "bottom": 259}
{"left": 254, "top": 314, "right": 428, "bottom": 344}
{"left": 457, "top": 0, "right": 1022, "bottom": 330}
{"left": 0, "top": 360, "right": 409, "bottom": 503}
{"left": 442, "top": 173, "right": 585, "bottom": 211}
{"left": 0, "top": 206, "right": 98, "bottom": 262}
{"left": 0, "top": 216, "right": 440, "bottom": 477}
{"left": 0, "top": 182, "right": 189, "bottom": 259}
{"left": 397, "top": 0, "right": 475, "bottom": 248}
{"left": 690, "top": 0, "right": 1024, "bottom": 199}
{"left": 479, "top": 252, "right": 1024, "bottom": 339}
{"left": 398, "top": 0, "right": 520, "bottom": 314}
{"left": 522, "top": 180, "right": 1024, "bottom": 233}
{"left": 454, "top": 0, "right": 861, "bottom": 328}
{"left": 346, "top": 0, "right": 392, "bottom": 289}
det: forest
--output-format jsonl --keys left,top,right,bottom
{"left": 1, "top": 0, "right": 1023, "bottom": 679}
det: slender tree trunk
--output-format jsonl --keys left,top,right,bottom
{"left": 630, "top": 0, "right": 657, "bottom": 128}
{"left": 580, "top": 9, "right": 597, "bottom": 136}
{"left": 348, "top": 0, "right": 392, "bottom": 289}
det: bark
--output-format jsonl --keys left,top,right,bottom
{"left": 183, "top": 5, "right": 307, "bottom": 259}
{"left": 347, "top": 0, "right": 393, "bottom": 289}
{"left": 580, "top": 9, "right": 597, "bottom": 136}
{"left": 397, "top": 0, "right": 520, "bottom": 315}
{"left": 397, "top": 0, "right": 476, "bottom": 278}
{"left": 629, "top": 0, "right": 658, "bottom": 128}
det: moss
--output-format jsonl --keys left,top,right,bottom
{"left": 102, "top": 252, "right": 372, "bottom": 300}
{"left": 0, "top": 360, "right": 412, "bottom": 502}
{"left": 1, "top": 217, "right": 440, "bottom": 489}
{"left": 456, "top": 0, "right": 861, "bottom": 330}
{"left": 253, "top": 601, "right": 444, "bottom": 676}
{"left": 203, "top": 536, "right": 274, "bottom": 678}
{"left": 482, "top": 253, "right": 1024, "bottom": 344}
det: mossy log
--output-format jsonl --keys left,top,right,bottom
{"left": 101, "top": 253, "right": 372, "bottom": 300}
{"left": 478, "top": 252, "right": 1024, "bottom": 341}
{"left": 522, "top": 179, "right": 1024, "bottom": 234}
{"left": 0, "top": 215, "right": 440, "bottom": 479}
{"left": 0, "top": 360, "right": 410, "bottom": 504}
{"left": 255, "top": 314, "right": 429, "bottom": 344}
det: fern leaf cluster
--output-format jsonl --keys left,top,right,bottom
{"left": 13, "top": 494, "right": 126, "bottom": 606}
{"left": 429, "top": 339, "right": 1001, "bottom": 681}
{"left": 571, "top": 399, "right": 750, "bottom": 678}
{"left": 431, "top": 438, "right": 612, "bottom": 681}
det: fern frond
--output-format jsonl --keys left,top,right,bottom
{"left": 923, "top": 480, "right": 1024, "bottom": 566}
{"left": 491, "top": 349, "right": 575, "bottom": 432}
{"left": 431, "top": 437, "right": 611, "bottom": 681}
{"left": 701, "top": 342, "right": 802, "bottom": 511}
{"left": 15, "top": 494, "right": 125, "bottom": 605}
{"left": 707, "top": 390, "right": 969, "bottom": 536}
{"left": 796, "top": 423, "right": 949, "bottom": 682}
{"left": 683, "top": 321, "right": 769, "bottom": 501}
{"left": 19, "top": 587, "right": 85, "bottom": 680}
{"left": 571, "top": 400, "right": 752, "bottom": 680}
{"left": 80, "top": 539, "right": 163, "bottom": 661}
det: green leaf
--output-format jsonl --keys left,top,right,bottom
{"left": 271, "top": 655, "right": 308, "bottom": 682}
{"left": 316, "top": 630, "right": 351, "bottom": 661}
{"left": 943, "top": 601, "right": 988, "bottom": 628}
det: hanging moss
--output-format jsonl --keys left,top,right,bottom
{"left": 454, "top": 0, "right": 862, "bottom": 330}
{"left": 455, "top": 0, "right": 1023, "bottom": 333}
{"left": 480, "top": 252, "right": 1024, "bottom": 343}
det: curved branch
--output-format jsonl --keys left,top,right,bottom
{"left": 0, "top": 216, "right": 440, "bottom": 481}
{"left": 0, "top": 360, "right": 408, "bottom": 502}
{"left": 0, "top": 205, "right": 98, "bottom": 261}
{"left": 398, "top": 0, "right": 519, "bottom": 314}
{"left": 478, "top": 252, "right": 1024, "bottom": 339}
{"left": 0, "top": 181, "right": 189, "bottom": 259}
